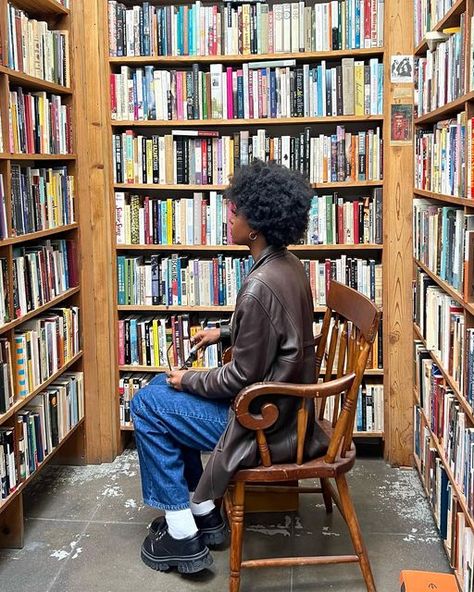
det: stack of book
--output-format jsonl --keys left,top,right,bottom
{"left": 13, "top": 240, "right": 78, "bottom": 318}
{"left": 108, "top": 0, "right": 385, "bottom": 57}
{"left": 11, "top": 165, "right": 75, "bottom": 236}
{"left": 13, "top": 307, "right": 80, "bottom": 398}
{"left": 0, "top": 176, "right": 7, "bottom": 240}
{"left": 414, "top": 20, "right": 466, "bottom": 117}
{"left": 414, "top": 113, "right": 468, "bottom": 198}
{"left": 7, "top": 4, "right": 70, "bottom": 87}
{"left": 0, "top": 339, "right": 14, "bottom": 414}
{"left": 113, "top": 127, "right": 383, "bottom": 185}
{"left": 9, "top": 88, "right": 73, "bottom": 155}
{"left": 110, "top": 58, "right": 384, "bottom": 121}
{"left": 324, "top": 379, "right": 383, "bottom": 431}
{"left": 0, "top": 258, "right": 9, "bottom": 326}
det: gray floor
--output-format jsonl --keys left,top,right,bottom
{"left": 0, "top": 449, "right": 450, "bottom": 592}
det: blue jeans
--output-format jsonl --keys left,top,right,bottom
{"left": 130, "top": 373, "right": 230, "bottom": 510}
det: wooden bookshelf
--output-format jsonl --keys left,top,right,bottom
{"left": 412, "top": 0, "right": 474, "bottom": 578}
{"left": 0, "top": 0, "right": 86, "bottom": 550}
{"left": 115, "top": 243, "right": 383, "bottom": 252}
{"left": 114, "top": 181, "right": 384, "bottom": 191}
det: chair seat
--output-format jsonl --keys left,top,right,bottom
{"left": 231, "top": 420, "right": 356, "bottom": 483}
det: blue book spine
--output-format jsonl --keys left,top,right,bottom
{"left": 378, "top": 64, "right": 384, "bottom": 114}
{"left": 178, "top": 7, "right": 183, "bottom": 55}
{"left": 145, "top": 66, "right": 155, "bottom": 119}
{"left": 188, "top": 6, "right": 194, "bottom": 55}
{"left": 237, "top": 76, "right": 244, "bottom": 118}
{"left": 130, "top": 319, "right": 138, "bottom": 364}
{"left": 117, "top": 256, "right": 126, "bottom": 304}
{"left": 167, "top": 261, "right": 172, "bottom": 305}
{"left": 161, "top": 201, "right": 167, "bottom": 244}
{"left": 143, "top": 3, "right": 150, "bottom": 55}
{"left": 132, "top": 71, "right": 138, "bottom": 116}
{"left": 218, "top": 254, "right": 224, "bottom": 305}
{"left": 270, "top": 70, "right": 276, "bottom": 118}
{"left": 355, "top": 0, "right": 360, "bottom": 49}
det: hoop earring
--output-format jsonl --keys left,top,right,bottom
{"left": 249, "top": 231, "right": 258, "bottom": 241}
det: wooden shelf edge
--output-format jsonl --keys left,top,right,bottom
{"left": 118, "top": 365, "right": 383, "bottom": 374}
{"left": 115, "top": 243, "right": 384, "bottom": 252}
{"left": 0, "top": 351, "right": 83, "bottom": 426}
{"left": 0, "top": 418, "right": 84, "bottom": 514}
{"left": 0, "top": 153, "right": 77, "bottom": 161}
{"left": 0, "top": 286, "right": 80, "bottom": 336}
{"left": 413, "top": 188, "right": 474, "bottom": 207}
{"left": 414, "top": 91, "right": 474, "bottom": 124}
{"left": 413, "top": 323, "right": 474, "bottom": 423}
{"left": 417, "top": 405, "right": 474, "bottom": 531}
{"left": 111, "top": 115, "right": 384, "bottom": 127}
{"left": 116, "top": 305, "right": 328, "bottom": 313}
{"left": 109, "top": 47, "right": 385, "bottom": 65}
{"left": 0, "top": 223, "right": 79, "bottom": 246}
{"left": 0, "top": 65, "right": 72, "bottom": 94}
{"left": 414, "top": 0, "right": 466, "bottom": 55}
{"left": 414, "top": 259, "right": 474, "bottom": 315}
{"left": 113, "top": 181, "right": 384, "bottom": 191}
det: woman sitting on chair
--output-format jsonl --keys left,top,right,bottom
{"left": 131, "top": 159, "right": 328, "bottom": 575}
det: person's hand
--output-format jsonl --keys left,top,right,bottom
{"left": 166, "top": 370, "right": 188, "bottom": 391}
{"left": 191, "top": 328, "right": 221, "bottom": 351}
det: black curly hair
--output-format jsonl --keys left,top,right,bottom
{"left": 226, "top": 160, "right": 312, "bottom": 247}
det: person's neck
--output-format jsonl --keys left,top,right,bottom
{"left": 249, "top": 238, "right": 269, "bottom": 262}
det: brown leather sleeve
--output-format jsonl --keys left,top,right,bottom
{"left": 219, "top": 323, "right": 232, "bottom": 345}
{"left": 181, "top": 294, "right": 277, "bottom": 399}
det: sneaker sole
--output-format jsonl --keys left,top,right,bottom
{"left": 200, "top": 522, "right": 228, "bottom": 547}
{"left": 140, "top": 544, "right": 213, "bottom": 574}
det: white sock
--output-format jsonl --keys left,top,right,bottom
{"left": 165, "top": 508, "right": 197, "bottom": 539}
{"left": 189, "top": 491, "right": 215, "bottom": 516}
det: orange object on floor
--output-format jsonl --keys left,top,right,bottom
{"left": 400, "top": 570, "right": 458, "bottom": 591}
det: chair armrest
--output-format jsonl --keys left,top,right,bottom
{"left": 233, "top": 373, "right": 355, "bottom": 431}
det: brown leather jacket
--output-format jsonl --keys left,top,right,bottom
{"left": 181, "top": 245, "right": 328, "bottom": 502}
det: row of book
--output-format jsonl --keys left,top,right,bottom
{"left": 118, "top": 315, "right": 226, "bottom": 369}
{"left": 322, "top": 380, "right": 383, "bottom": 432}
{"left": 0, "top": 259, "right": 8, "bottom": 326}
{"left": 414, "top": 272, "right": 464, "bottom": 394}
{"left": 413, "top": 200, "right": 473, "bottom": 294}
{"left": 12, "top": 239, "right": 78, "bottom": 320}
{"left": 414, "top": 20, "right": 466, "bottom": 118}
{"left": 414, "top": 406, "right": 471, "bottom": 587}
{"left": 110, "top": 58, "right": 384, "bottom": 122}
{"left": 117, "top": 254, "right": 382, "bottom": 308}
{"left": 414, "top": 0, "right": 457, "bottom": 46}
{"left": 414, "top": 113, "right": 470, "bottom": 199}
{"left": 108, "top": 0, "right": 384, "bottom": 58}
{"left": 0, "top": 175, "right": 5, "bottom": 240}
{"left": 113, "top": 127, "right": 384, "bottom": 186}
{"left": 11, "top": 165, "right": 75, "bottom": 237}
{"left": 13, "top": 307, "right": 80, "bottom": 398}
{"left": 115, "top": 189, "right": 383, "bottom": 247}
{"left": 9, "top": 88, "right": 73, "bottom": 155}
{"left": 0, "top": 338, "right": 14, "bottom": 413}
{"left": 0, "top": 372, "right": 84, "bottom": 499}
{"left": 6, "top": 4, "right": 70, "bottom": 87}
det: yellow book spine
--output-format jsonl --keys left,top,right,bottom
{"left": 354, "top": 62, "right": 364, "bottom": 116}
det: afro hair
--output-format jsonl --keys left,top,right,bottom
{"left": 226, "top": 160, "right": 312, "bottom": 247}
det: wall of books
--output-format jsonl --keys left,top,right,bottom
{"left": 106, "top": 0, "right": 386, "bottom": 438}
{"left": 0, "top": 0, "right": 84, "bottom": 546}
{"left": 412, "top": 0, "right": 474, "bottom": 590}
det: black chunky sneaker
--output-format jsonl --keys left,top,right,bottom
{"left": 149, "top": 507, "right": 228, "bottom": 547}
{"left": 141, "top": 518, "right": 213, "bottom": 574}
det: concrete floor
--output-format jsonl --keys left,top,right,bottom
{"left": 0, "top": 448, "right": 450, "bottom": 592}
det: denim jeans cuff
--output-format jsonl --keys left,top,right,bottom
{"left": 144, "top": 497, "right": 191, "bottom": 511}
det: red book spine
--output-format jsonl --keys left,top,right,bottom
{"left": 248, "top": 69, "right": 254, "bottom": 119}
{"left": 257, "top": 69, "right": 263, "bottom": 118}
{"left": 110, "top": 74, "right": 117, "bottom": 118}
{"left": 324, "top": 259, "right": 331, "bottom": 300}
{"left": 226, "top": 67, "right": 234, "bottom": 119}
{"left": 201, "top": 138, "right": 207, "bottom": 184}
{"left": 353, "top": 201, "right": 360, "bottom": 244}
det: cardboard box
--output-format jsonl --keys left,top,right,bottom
{"left": 400, "top": 570, "right": 458, "bottom": 591}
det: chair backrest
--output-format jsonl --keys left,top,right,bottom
{"left": 314, "top": 280, "right": 381, "bottom": 463}
{"left": 233, "top": 280, "right": 381, "bottom": 468}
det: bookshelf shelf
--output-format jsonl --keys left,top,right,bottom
{"left": 117, "top": 304, "right": 328, "bottom": 313}
{"left": 413, "top": 188, "right": 474, "bottom": 207}
{"left": 414, "top": 91, "right": 474, "bottom": 125}
{"left": 0, "top": 224, "right": 79, "bottom": 247}
{"left": 118, "top": 364, "right": 384, "bottom": 375}
{"left": 115, "top": 243, "right": 384, "bottom": 252}
{"left": 414, "top": 0, "right": 466, "bottom": 55}
{"left": 0, "top": 351, "right": 83, "bottom": 426}
{"left": 9, "top": 0, "right": 69, "bottom": 17}
{"left": 111, "top": 115, "right": 385, "bottom": 127}
{"left": 0, "top": 418, "right": 84, "bottom": 514}
{"left": 414, "top": 258, "right": 474, "bottom": 316}
{"left": 109, "top": 47, "right": 385, "bottom": 66}
{"left": 417, "top": 403, "right": 474, "bottom": 531}
{"left": 0, "top": 154, "right": 77, "bottom": 161}
{"left": 0, "top": 286, "right": 80, "bottom": 336}
{"left": 0, "top": 66, "right": 72, "bottom": 95}
{"left": 114, "top": 181, "right": 384, "bottom": 191}
{"left": 413, "top": 323, "right": 473, "bottom": 422}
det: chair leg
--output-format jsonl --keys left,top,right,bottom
{"left": 320, "top": 478, "right": 333, "bottom": 513}
{"left": 229, "top": 481, "right": 245, "bottom": 592}
{"left": 335, "top": 475, "right": 376, "bottom": 592}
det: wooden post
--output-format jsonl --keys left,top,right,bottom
{"left": 0, "top": 495, "right": 24, "bottom": 549}
{"left": 383, "top": 0, "right": 414, "bottom": 466}
{"left": 71, "top": 0, "right": 119, "bottom": 463}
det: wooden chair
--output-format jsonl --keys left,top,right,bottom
{"left": 224, "top": 280, "right": 381, "bottom": 592}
